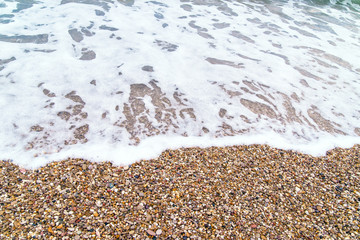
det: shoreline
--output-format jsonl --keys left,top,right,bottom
{"left": 1, "top": 144, "right": 359, "bottom": 239}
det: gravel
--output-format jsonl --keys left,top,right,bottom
{"left": 1, "top": 144, "right": 359, "bottom": 239}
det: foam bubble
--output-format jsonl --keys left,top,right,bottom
{"left": 0, "top": 0, "right": 359, "bottom": 168}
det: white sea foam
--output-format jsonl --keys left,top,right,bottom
{"left": 0, "top": 0, "right": 359, "bottom": 169}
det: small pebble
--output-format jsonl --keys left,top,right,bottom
{"left": 145, "top": 214, "right": 152, "bottom": 222}
{"left": 316, "top": 206, "right": 322, "bottom": 212}
{"left": 146, "top": 230, "right": 156, "bottom": 236}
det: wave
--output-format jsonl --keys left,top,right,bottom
{"left": 1, "top": 0, "right": 359, "bottom": 168}
{"left": 306, "top": 0, "right": 360, "bottom": 11}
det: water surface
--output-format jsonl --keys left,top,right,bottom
{"left": 0, "top": 0, "right": 359, "bottom": 168}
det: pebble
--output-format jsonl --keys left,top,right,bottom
{"left": 145, "top": 214, "right": 152, "bottom": 222}
{"left": 146, "top": 230, "right": 156, "bottom": 236}
{"left": 316, "top": 205, "right": 322, "bottom": 212}
{"left": 0, "top": 144, "right": 359, "bottom": 239}
{"left": 137, "top": 203, "right": 144, "bottom": 210}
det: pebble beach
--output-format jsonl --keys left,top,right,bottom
{"left": 1, "top": 1, "right": 360, "bottom": 239}
{"left": 1, "top": 144, "right": 359, "bottom": 239}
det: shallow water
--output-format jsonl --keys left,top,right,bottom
{"left": 0, "top": 0, "right": 359, "bottom": 168}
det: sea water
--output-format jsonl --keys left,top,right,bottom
{"left": 0, "top": 0, "right": 359, "bottom": 168}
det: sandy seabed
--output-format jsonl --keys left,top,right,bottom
{"left": 0, "top": 144, "right": 359, "bottom": 239}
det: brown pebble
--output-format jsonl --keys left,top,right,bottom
{"left": 145, "top": 214, "right": 152, "bottom": 222}
{"left": 316, "top": 206, "right": 322, "bottom": 212}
